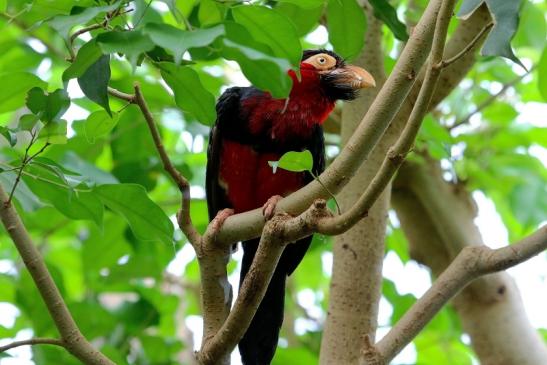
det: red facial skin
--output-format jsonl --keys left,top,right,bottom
{"left": 219, "top": 63, "right": 334, "bottom": 213}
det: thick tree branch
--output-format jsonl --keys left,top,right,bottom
{"left": 393, "top": 160, "right": 547, "bottom": 364}
{"left": 0, "top": 185, "right": 115, "bottom": 365}
{"left": 374, "top": 226, "right": 547, "bottom": 364}
{"left": 197, "top": 202, "right": 331, "bottom": 363}
{"left": 0, "top": 338, "right": 65, "bottom": 353}
{"left": 316, "top": 0, "right": 454, "bottom": 236}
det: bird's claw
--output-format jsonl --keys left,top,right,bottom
{"left": 262, "top": 195, "right": 283, "bottom": 221}
{"left": 210, "top": 208, "right": 234, "bottom": 233}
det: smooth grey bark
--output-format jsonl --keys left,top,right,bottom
{"left": 393, "top": 160, "right": 547, "bottom": 365}
{"left": 319, "top": 6, "right": 390, "bottom": 364}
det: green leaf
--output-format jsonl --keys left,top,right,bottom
{"left": 144, "top": 23, "right": 224, "bottom": 64}
{"left": 97, "top": 30, "right": 155, "bottom": 70}
{"left": 539, "top": 49, "right": 547, "bottom": 101}
{"left": 94, "top": 184, "right": 174, "bottom": 244}
{"left": 158, "top": 63, "right": 216, "bottom": 125}
{"left": 48, "top": 1, "right": 122, "bottom": 40}
{"left": 0, "top": 72, "right": 47, "bottom": 113}
{"left": 327, "top": 0, "right": 367, "bottom": 61}
{"left": 30, "top": 157, "right": 81, "bottom": 185}
{"left": 18, "top": 114, "right": 41, "bottom": 132}
{"left": 26, "top": 88, "right": 70, "bottom": 123}
{"left": 0, "top": 126, "right": 17, "bottom": 146}
{"left": 369, "top": 0, "right": 408, "bottom": 41}
{"left": 272, "top": 348, "right": 318, "bottom": 365}
{"left": 62, "top": 40, "right": 103, "bottom": 83}
{"left": 84, "top": 110, "right": 119, "bottom": 143}
{"left": 38, "top": 119, "right": 68, "bottom": 144}
{"left": 0, "top": 171, "right": 43, "bottom": 212}
{"left": 198, "top": 0, "right": 223, "bottom": 26}
{"left": 77, "top": 54, "right": 112, "bottom": 115}
{"left": 275, "top": 3, "right": 324, "bottom": 37}
{"left": 458, "top": 0, "right": 525, "bottom": 68}
{"left": 222, "top": 22, "right": 293, "bottom": 98}
{"left": 133, "top": 0, "right": 164, "bottom": 27}
{"left": 513, "top": 1, "right": 546, "bottom": 50}
{"left": 23, "top": 166, "right": 103, "bottom": 226}
{"left": 232, "top": 5, "right": 302, "bottom": 67}
{"left": 509, "top": 175, "right": 547, "bottom": 230}
{"left": 277, "top": 0, "right": 325, "bottom": 9}
{"left": 268, "top": 150, "right": 313, "bottom": 173}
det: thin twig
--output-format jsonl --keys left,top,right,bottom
{"left": 108, "top": 87, "right": 135, "bottom": 102}
{"left": 0, "top": 14, "right": 66, "bottom": 59}
{"left": 0, "top": 338, "right": 65, "bottom": 353}
{"left": 7, "top": 131, "right": 37, "bottom": 204}
{"left": 69, "top": 23, "right": 103, "bottom": 45}
{"left": 132, "top": 83, "right": 201, "bottom": 246}
{"left": 67, "top": 6, "right": 130, "bottom": 60}
{"left": 436, "top": 22, "right": 493, "bottom": 69}
{"left": 133, "top": 0, "right": 152, "bottom": 28}
{"left": 448, "top": 66, "right": 535, "bottom": 130}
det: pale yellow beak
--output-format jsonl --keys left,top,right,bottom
{"left": 344, "top": 65, "right": 376, "bottom": 89}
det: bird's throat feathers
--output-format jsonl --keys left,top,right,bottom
{"left": 243, "top": 69, "right": 335, "bottom": 141}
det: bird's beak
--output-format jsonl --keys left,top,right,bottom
{"left": 323, "top": 65, "right": 376, "bottom": 89}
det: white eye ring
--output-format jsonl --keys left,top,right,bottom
{"left": 318, "top": 57, "right": 326, "bottom": 64}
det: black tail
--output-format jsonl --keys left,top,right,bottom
{"left": 238, "top": 237, "right": 311, "bottom": 365}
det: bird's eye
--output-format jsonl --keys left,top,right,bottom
{"left": 318, "top": 57, "right": 326, "bottom": 64}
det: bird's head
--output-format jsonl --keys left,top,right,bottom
{"left": 290, "top": 49, "right": 376, "bottom": 101}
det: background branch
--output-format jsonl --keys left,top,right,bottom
{"left": 393, "top": 159, "right": 547, "bottom": 364}
{"left": 375, "top": 226, "right": 547, "bottom": 363}
{"left": 449, "top": 66, "right": 534, "bottom": 130}
{"left": 0, "top": 185, "right": 115, "bottom": 365}
{"left": 0, "top": 338, "right": 65, "bottom": 353}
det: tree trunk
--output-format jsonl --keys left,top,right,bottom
{"left": 319, "top": 7, "right": 390, "bottom": 364}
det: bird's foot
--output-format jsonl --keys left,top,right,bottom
{"left": 210, "top": 208, "right": 235, "bottom": 232}
{"left": 201, "top": 208, "right": 235, "bottom": 254}
{"left": 262, "top": 195, "right": 283, "bottom": 221}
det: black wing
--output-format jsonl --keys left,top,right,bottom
{"left": 206, "top": 87, "right": 242, "bottom": 220}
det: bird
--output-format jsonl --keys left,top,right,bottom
{"left": 206, "top": 49, "right": 375, "bottom": 365}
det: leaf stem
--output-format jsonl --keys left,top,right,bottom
{"left": 310, "top": 170, "right": 341, "bottom": 215}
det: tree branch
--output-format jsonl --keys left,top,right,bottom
{"left": 107, "top": 87, "right": 135, "bottom": 102}
{"left": 0, "top": 338, "right": 65, "bottom": 353}
{"left": 0, "top": 185, "right": 115, "bottom": 365}
{"left": 448, "top": 66, "right": 534, "bottom": 130}
{"left": 436, "top": 22, "right": 493, "bottom": 69}
{"left": 374, "top": 226, "right": 547, "bottom": 363}
{"left": 197, "top": 202, "right": 331, "bottom": 363}
{"left": 316, "top": 0, "right": 454, "bottom": 236}
{"left": 132, "top": 83, "right": 201, "bottom": 247}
